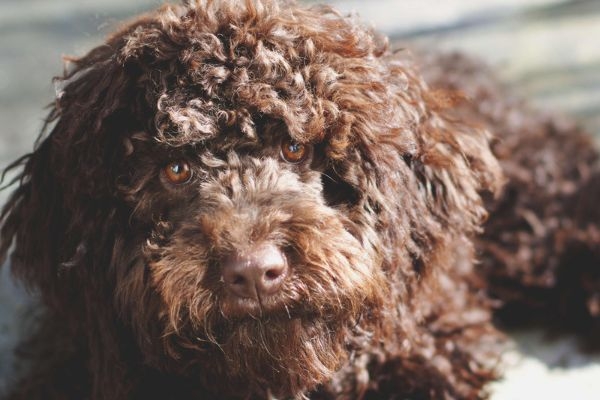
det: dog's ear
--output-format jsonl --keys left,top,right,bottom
{"left": 0, "top": 40, "right": 137, "bottom": 303}
{"left": 391, "top": 101, "right": 502, "bottom": 273}
{"left": 325, "top": 80, "right": 503, "bottom": 276}
{"left": 409, "top": 90, "right": 504, "bottom": 235}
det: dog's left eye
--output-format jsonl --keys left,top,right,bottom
{"left": 280, "top": 139, "right": 309, "bottom": 164}
{"left": 163, "top": 161, "right": 192, "bottom": 184}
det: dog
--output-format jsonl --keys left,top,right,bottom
{"left": 1, "top": 1, "right": 598, "bottom": 399}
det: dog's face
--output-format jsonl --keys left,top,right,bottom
{"left": 116, "top": 119, "right": 388, "bottom": 395}
{"left": 0, "top": 1, "right": 501, "bottom": 398}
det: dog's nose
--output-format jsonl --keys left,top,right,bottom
{"left": 221, "top": 244, "right": 288, "bottom": 299}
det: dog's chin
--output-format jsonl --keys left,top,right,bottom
{"left": 168, "top": 308, "right": 355, "bottom": 398}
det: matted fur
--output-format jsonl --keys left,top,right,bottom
{"left": 0, "top": 1, "right": 598, "bottom": 399}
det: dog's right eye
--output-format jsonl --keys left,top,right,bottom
{"left": 163, "top": 161, "right": 192, "bottom": 184}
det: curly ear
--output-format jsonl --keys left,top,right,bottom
{"left": 0, "top": 37, "right": 137, "bottom": 304}
{"left": 376, "top": 98, "right": 503, "bottom": 274}
{"left": 324, "top": 62, "right": 503, "bottom": 278}
{"left": 411, "top": 91, "right": 504, "bottom": 232}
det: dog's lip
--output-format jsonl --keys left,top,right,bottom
{"left": 219, "top": 292, "right": 303, "bottom": 320}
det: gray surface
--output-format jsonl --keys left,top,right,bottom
{"left": 1, "top": 0, "right": 599, "bottom": 397}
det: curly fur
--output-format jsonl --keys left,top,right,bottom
{"left": 419, "top": 52, "right": 600, "bottom": 340}
{"left": 0, "top": 1, "right": 598, "bottom": 399}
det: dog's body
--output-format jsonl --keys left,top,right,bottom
{"left": 1, "top": 1, "right": 598, "bottom": 399}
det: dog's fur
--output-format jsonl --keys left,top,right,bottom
{"left": 1, "top": 1, "right": 599, "bottom": 399}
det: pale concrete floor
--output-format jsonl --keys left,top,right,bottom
{"left": 1, "top": 0, "right": 599, "bottom": 398}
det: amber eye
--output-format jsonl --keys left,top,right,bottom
{"left": 163, "top": 161, "right": 192, "bottom": 184}
{"left": 280, "top": 139, "right": 308, "bottom": 163}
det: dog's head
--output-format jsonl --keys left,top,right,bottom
{"left": 0, "top": 0, "right": 501, "bottom": 397}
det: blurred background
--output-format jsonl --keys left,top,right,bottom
{"left": 1, "top": 0, "right": 599, "bottom": 398}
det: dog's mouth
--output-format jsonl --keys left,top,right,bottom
{"left": 219, "top": 292, "right": 299, "bottom": 320}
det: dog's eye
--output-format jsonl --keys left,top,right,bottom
{"left": 280, "top": 139, "right": 308, "bottom": 164}
{"left": 163, "top": 161, "right": 192, "bottom": 184}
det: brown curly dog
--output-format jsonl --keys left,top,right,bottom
{"left": 1, "top": 1, "right": 599, "bottom": 399}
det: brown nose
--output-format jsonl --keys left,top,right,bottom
{"left": 221, "top": 244, "right": 288, "bottom": 299}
